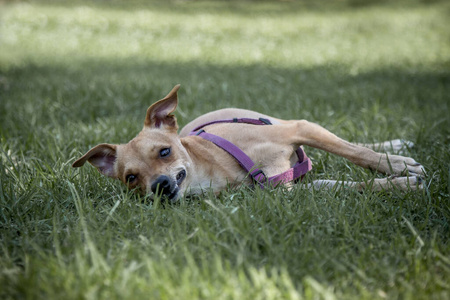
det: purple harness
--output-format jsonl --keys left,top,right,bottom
{"left": 189, "top": 118, "right": 312, "bottom": 188}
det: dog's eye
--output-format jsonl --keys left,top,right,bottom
{"left": 126, "top": 174, "right": 137, "bottom": 183}
{"left": 160, "top": 147, "right": 171, "bottom": 158}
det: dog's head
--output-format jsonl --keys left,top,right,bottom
{"left": 72, "top": 85, "right": 192, "bottom": 202}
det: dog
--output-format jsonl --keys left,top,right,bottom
{"left": 72, "top": 85, "right": 424, "bottom": 202}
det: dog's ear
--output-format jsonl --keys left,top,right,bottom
{"left": 144, "top": 84, "right": 180, "bottom": 131}
{"left": 72, "top": 144, "right": 118, "bottom": 178}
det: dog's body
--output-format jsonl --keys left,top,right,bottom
{"left": 73, "top": 85, "right": 424, "bottom": 201}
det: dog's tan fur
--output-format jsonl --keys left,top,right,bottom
{"left": 73, "top": 85, "right": 424, "bottom": 201}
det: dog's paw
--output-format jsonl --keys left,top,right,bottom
{"left": 388, "top": 176, "right": 423, "bottom": 191}
{"left": 384, "top": 154, "right": 425, "bottom": 176}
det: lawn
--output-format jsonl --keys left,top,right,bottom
{"left": 0, "top": 0, "right": 449, "bottom": 299}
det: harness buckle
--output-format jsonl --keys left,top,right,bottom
{"left": 258, "top": 118, "right": 272, "bottom": 125}
{"left": 195, "top": 129, "right": 205, "bottom": 136}
{"left": 251, "top": 169, "right": 267, "bottom": 183}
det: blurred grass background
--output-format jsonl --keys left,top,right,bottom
{"left": 0, "top": 0, "right": 449, "bottom": 299}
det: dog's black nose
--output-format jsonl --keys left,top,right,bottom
{"left": 151, "top": 175, "right": 173, "bottom": 195}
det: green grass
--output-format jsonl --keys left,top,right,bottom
{"left": 1, "top": 0, "right": 449, "bottom": 299}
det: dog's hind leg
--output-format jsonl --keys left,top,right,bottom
{"left": 285, "top": 120, "right": 424, "bottom": 177}
{"left": 356, "top": 139, "right": 415, "bottom": 155}
{"left": 309, "top": 176, "right": 423, "bottom": 192}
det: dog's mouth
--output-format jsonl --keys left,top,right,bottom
{"left": 176, "top": 169, "right": 186, "bottom": 187}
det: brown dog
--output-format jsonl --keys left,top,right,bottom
{"left": 73, "top": 85, "right": 424, "bottom": 202}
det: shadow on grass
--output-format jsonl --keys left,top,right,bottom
{"left": 1, "top": 57, "right": 448, "bottom": 132}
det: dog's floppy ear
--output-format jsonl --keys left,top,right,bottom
{"left": 72, "top": 144, "right": 118, "bottom": 178}
{"left": 144, "top": 84, "right": 180, "bottom": 131}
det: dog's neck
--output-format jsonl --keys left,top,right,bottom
{"left": 180, "top": 137, "right": 247, "bottom": 195}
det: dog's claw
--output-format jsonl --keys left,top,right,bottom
{"left": 416, "top": 176, "right": 423, "bottom": 184}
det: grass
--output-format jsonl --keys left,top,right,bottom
{"left": 0, "top": 0, "right": 449, "bottom": 299}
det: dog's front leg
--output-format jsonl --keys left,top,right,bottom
{"left": 288, "top": 120, "right": 424, "bottom": 176}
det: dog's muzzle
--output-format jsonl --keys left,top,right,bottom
{"left": 151, "top": 170, "right": 186, "bottom": 202}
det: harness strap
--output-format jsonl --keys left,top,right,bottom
{"left": 268, "top": 148, "right": 312, "bottom": 185}
{"left": 191, "top": 117, "right": 272, "bottom": 132}
{"left": 189, "top": 118, "right": 312, "bottom": 188}
{"left": 194, "top": 130, "right": 267, "bottom": 185}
